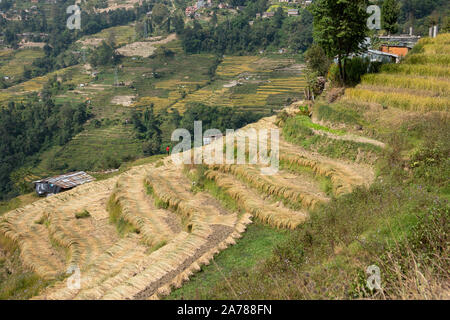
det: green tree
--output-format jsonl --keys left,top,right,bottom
{"left": 89, "top": 41, "right": 119, "bottom": 67}
{"left": 172, "top": 14, "right": 185, "bottom": 34}
{"left": 152, "top": 4, "right": 169, "bottom": 25}
{"left": 304, "top": 44, "right": 331, "bottom": 77}
{"left": 211, "top": 11, "right": 218, "bottom": 27}
{"left": 311, "top": 0, "right": 369, "bottom": 84}
{"left": 382, "top": 0, "right": 400, "bottom": 35}
{"left": 10, "top": 168, "right": 34, "bottom": 194}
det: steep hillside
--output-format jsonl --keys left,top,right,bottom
{"left": 0, "top": 23, "right": 448, "bottom": 300}
{"left": 0, "top": 102, "right": 376, "bottom": 299}
{"left": 166, "top": 34, "right": 449, "bottom": 300}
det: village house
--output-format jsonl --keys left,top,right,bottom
{"left": 380, "top": 45, "right": 410, "bottom": 58}
{"left": 377, "top": 35, "right": 420, "bottom": 58}
{"left": 262, "top": 12, "right": 275, "bottom": 18}
{"left": 185, "top": 6, "right": 197, "bottom": 17}
{"left": 287, "top": 9, "right": 299, "bottom": 16}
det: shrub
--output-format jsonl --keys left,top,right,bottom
{"left": 328, "top": 57, "right": 385, "bottom": 86}
{"left": 74, "top": 210, "right": 91, "bottom": 219}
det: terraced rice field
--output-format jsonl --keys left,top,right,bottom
{"left": 0, "top": 65, "right": 90, "bottom": 105}
{"left": 342, "top": 34, "right": 450, "bottom": 112}
{"left": 76, "top": 25, "right": 136, "bottom": 49}
{"left": 173, "top": 57, "right": 307, "bottom": 114}
{"left": 44, "top": 125, "right": 143, "bottom": 171}
{"left": 0, "top": 48, "right": 45, "bottom": 80}
{"left": 0, "top": 111, "right": 375, "bottom": 299}
{"left": 215, "top": 56, "right": 260, "bottom": 77}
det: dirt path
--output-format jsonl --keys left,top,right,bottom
{"left": 311, "top": 128, "right": 386, "bottom": 148}
{"left": 116, "top": 34, "right": 177, "bottom": 58}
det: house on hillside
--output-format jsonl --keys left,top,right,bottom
{"left": 365, "top": 49, "right": 399, "bottom": 63}
{"left": 333, "top": 49, "right": 399, "bottom": 65}
{"left": 185, "top": 6, "right": 197, "bottom": 17}
{"left": 378, "top": 35, "right": 420, "bottom": 48}
{"left": 33, "top": 172, "right": 95, "bottom": 197}
{"left": 287, "top": 9, "right": 299, "bottom": 16}
{"left": 380, "top": 45, "right": 410, "bottom": 58}
{"left": 262, "top": 12, "right": 274, "bottom": 18}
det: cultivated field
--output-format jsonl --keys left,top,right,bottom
{"left": 0, "top": 109, "right": 375, "bottom": 299}
{"left": 341, "top": 34, "right": 450, "bottom": 112}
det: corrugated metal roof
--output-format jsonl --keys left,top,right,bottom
{"left": 33, "top": 171, "right": 95, "bottom": 189}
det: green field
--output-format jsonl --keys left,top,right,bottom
{"left": 168, "top": 222, "right": 290, "bottom": 299}
{"left": 0, "top": 48, "right": 45, "bottom": 84}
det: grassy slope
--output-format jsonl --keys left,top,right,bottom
{"left": 0, "top": 48, "right": 44, "bottom": 82}
{"left": 167, "top": 34, "right": 450, "bottom": 300}
{"left": 168, "top": 223, "right": 290, "bottom": 299}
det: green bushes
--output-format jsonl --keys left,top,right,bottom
{"left": 282, "top": 115, "right": 380, "bottom": 162}
{"left": 74, "top": 210, "right": 91, "bottom": 219}
{"left": 106, "top": 194, "right": 138, "bottom": 236}
{"left": 328, "top": 57, "right": 381, "bottom": 86}
{"left": 316, "top": 104, "right": 362, "bottom": 125}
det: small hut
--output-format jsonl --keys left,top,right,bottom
{"left": 33, "top": 171, "right": 95, "bottom": 197}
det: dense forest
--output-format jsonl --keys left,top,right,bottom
{"left": 131, "top": 103, "right": 262, "bottom": 156}
{"left": 0, "top": 93, "right": 89, "bottom": 200}
{"left": 180, "top": 2, "right": 313, "bottom": 54}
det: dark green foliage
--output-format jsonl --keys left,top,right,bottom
{"left": 311, "top": 0, "right": 369, "bottom": 84}
{"left": 328, "top": 57, "right": 380, "bottom": 86}
{"left": 180, "top": 4, "right": 313, "bottom": 54}
{"left": 304, "top": 44, "right": 331, "bottom": 77}
{"left": 152, "top": 4, "right": 169, "bottom": 25}
{"left": 0, "top": 98, "right": 89, "bottom": 200}
{"left": 382, "top": 0, "right": 401, "bottom": 34}
{"left": 398, "top": 0, "right": 449, "bottom": 35}
{"left": 131, "top": 103, "right": 262, "bottom": 155}
{"left": 89, "top": 41, "right": 121, "bottom": 67}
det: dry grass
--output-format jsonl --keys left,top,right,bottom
{"left": 344, "top": 88, "right": 449, "bottom": 112}
{"left": 361, "top": 74, "right": 450, "bottom": 97}
{"left": 205, "top": 170, "right": 307, "bottom": 230}
{"left": 108, "top": 167, "right": 178, "bottom": 247}
{"left": 208, "top": 164, "right": 329, "bottom": 210}
{"left": 26, "top": 161, "right": 251, "bottom": 300}
{"left": 381, "top": 64, "right": 450, "bottom": 78}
